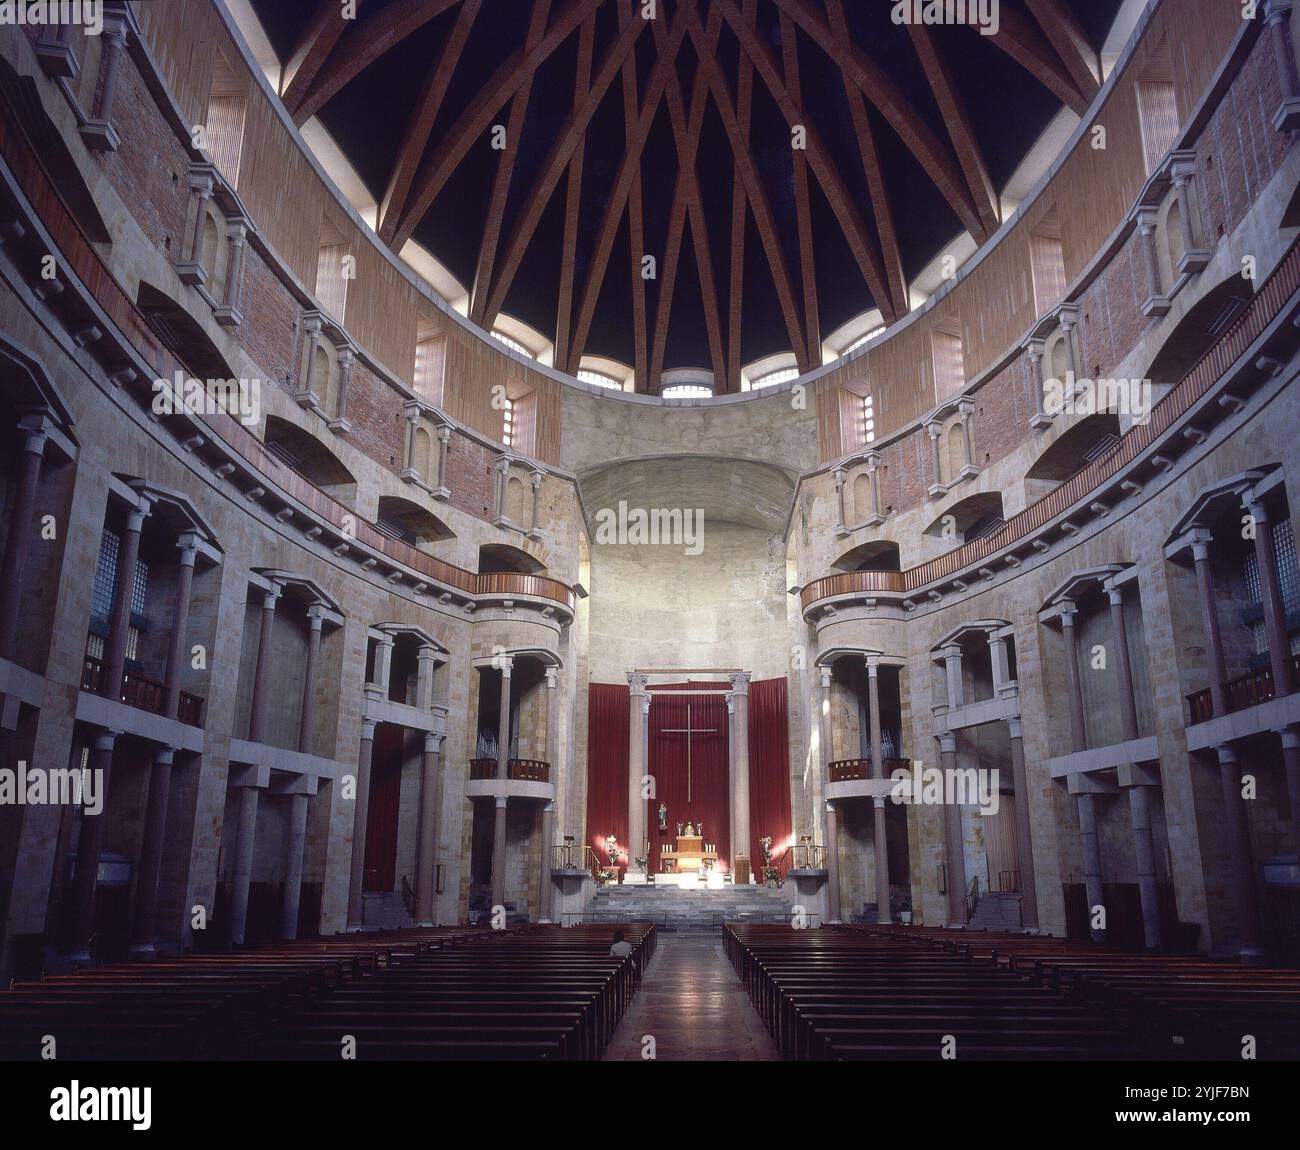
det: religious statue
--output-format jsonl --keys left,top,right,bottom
{"left": 676, "top": 822, "right": 683, "bottom": 836}
{"left": 658, "top": 802, "right": 668, "bottom": 831}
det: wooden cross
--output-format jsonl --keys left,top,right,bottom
{"left": 660, "top": 702, "right": 718, "bottom": 802}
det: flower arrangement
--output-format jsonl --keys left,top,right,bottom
{"left": 759, "top": 835, "right": 780, "bottom": 885}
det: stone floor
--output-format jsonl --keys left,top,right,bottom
{"left": 603, "top": 935, "right": 780, "bottom": 1061}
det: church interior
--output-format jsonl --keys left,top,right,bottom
{"left": 3, "top": 0, "right": 1300, "bottom": 1099}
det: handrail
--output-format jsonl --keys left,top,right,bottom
{"left": 400, "top": 874, "right": 414, "bottom": 918}
{"left": 1185, "top": 652, "right": 1300, "bottom": 723}
{"left": 801, "top": 236, "right": 1300, "bottom": 611}
{"left": 0, "top": 99, "right": 576, "bottom": 617}
{"left": 469, "top": 758, "right": 551, "bottom": 782}
{"left": 965, "top": 876, "right": 981, "bottom": 923}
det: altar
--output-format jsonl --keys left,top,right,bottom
{"left": 659, "top": 832, "right": 719, "bottom": 874}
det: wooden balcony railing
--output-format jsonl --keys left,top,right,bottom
{"left": 0, "top": 100, "right": 576, "bottom": 619}
{"left": 1185, "top": 652, "right": 1300, "bottom": 724}
{"left": 469, "top": 758, "right": 551, "bottom": 782}
{"left": 81, "top": 655, "right": 205, "bottom": 727}
{"left": 801, "top": 236, "right": 1300, "bottom": 612}
{"left": 828, "top": 757, "right": 910, "bottom": 783}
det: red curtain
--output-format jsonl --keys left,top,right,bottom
{"left": 585, "top": 683, "right": 629, "bottom": 872}
{"left": 647, "top": 689, "right": 731, "bottom": 873}
{"left": 585, "top": 677, "right": 793, "bottom": 880}
{"left": 747, "top": 677, "right": 793, "bottom": 877}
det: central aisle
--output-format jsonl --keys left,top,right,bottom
{"left": 602, "top": 935, "right": 779, "bottom": 1061}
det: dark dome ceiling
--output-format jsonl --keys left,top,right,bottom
{"left": 251, "top": 0, "right": 1123, "bottom": 390}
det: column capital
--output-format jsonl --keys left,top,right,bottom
{"left": 125, "top": 504, "right": 151, "bottom": 534}
{"left": 423, "top": 731, "right": 444, "bottom": 754}
{"left": 833, "top": 467, "right": 847, "bottom": 486}
{"left": 494, "top": 653, "right": 513, "bottom": 674}
{"left": 1106, "top": 585, "right": 1124, "bottom": 607}
{"left": 866, "top": 655, "right": 879, "bottom": 676}
{"left": 1215, "top": 743, "right": 1238, "bottom": 765}
{"left": 937, "top": 732, "right": 957, "bottom": 753}
{"left": 939, "top": 644, "right": 962, "bottom": 662}
{"left": 495, "top": 796, "right": 508, "bottom": 809}
{"left": 627, "top": 671, "right": 649, "bottom": 694}
{"left": 1278, "top": 727, "right": 1300, "bottom": 751}
{"left": 306, "top": 605, "right": 326, "bottom": 629}
{"left": 1244, "top": 497, "right": 1270, "bottom": 525}
{"left": 93, "top": 728, "right": 121, "bottom": 752}
{"left": 360, "top": 718, "right": 377, "bottom": 741}
{"left": 1059, "top": 601, "right": 1078, "bottom": 625}
{"left": 819, "top": 665, "right": 832, "bottom": 689}
{"left": 545, "top": 667, "right": 559, "bottom": 689}
{"left": 728, "top": 670, "right": 751, "bottom": 694}
{"left": 1007, "top": 716, "right": 1023, "bottom": 740}
{"left": 261, "top": 587, "right": 280, "bottom": 611}
{"left": 153, "top": 746, "right": 176, "bottom": 767}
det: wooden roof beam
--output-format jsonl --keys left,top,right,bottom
{"left": 552, "top": 14, "right": 595, "bottom": 373}
{"left": 1027, "top": 0, "right": 1101, "bottom": 105}
{"left": 778, "top": 7, "right": 820, "bottom": 363}
{"left": 279, "top": 0, "right": 361, "bottom": 114}
{"left": 984, "top": 1, "right": 1092, "bottom": 116}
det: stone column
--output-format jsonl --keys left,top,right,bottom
{"left": 1007, "top": 718, "right": 1039, "bottom": 930}
{"left": 129, "top": 746, "right": 175, "bottom": 956}
{"left": 493, "top": 457, "right": 511, "bottom": 520}
{"left": 538, "top": 668, "right": 560, "bottom": 921}
{"left": 1191, "top": 531, "right": 1229, "bottom": 715}
{"left": 415, "top": 644, "right": 439, "bottom": 712}
{"left": 824, "top": 800, "right": 841, "bottom": 924}
{"left": 1266, "top": 1, "right": 1300, "bottom": 114}
{"left": 530, "top": 469, "right": 544, "bottom": 534}
{"left": 989, "top": 629, "right": 1012, "bottom": 696}
{"left": 81, "top": 14, "right": 128, "bottom": 149}
{"left": 67, "top": 730, "right": 118, "bottom": 958}
{"left": 626, "top": 672, "right": 647, "bottom": 875}
{"left": 247, "top": 586, "right": 280, "bottom": 743}
{"left": 938, "top": 732, "right": 967, "bottom": 927}
{"left": 1216, "top": 744, "right": 1262, "bottom": 958}
{"left": 1136, "top": 208, "right": 1165, "bottom": 310}
{"left": 297, "top": 607, "right": 324, "bottom": 753}
{"left": 1076, "top": 788, "right": 1106, "bottom": 943}
{"left": 819, "top": 666, "right": 841, "bottom": 921}
{"left": 1172, "top": 168, "right": 1199, "bottom": 258}
{"left": 187, "top": 175, "right": 214, "bottom": 273}
{"left": 299, "top": 316, "right": 323, "bottom": 404}
{"left": 102, "top": 503, "right": 149, "bottom": 702}
{"left": 928, "top": 423, "right": 944, "bottom": 485}
{"left": 958, "top": 401, "right": 975, "bottom": 470}
{"left": 1246, "top": 497, "right": 1294, "bottom": 698}
{"left": 334, "top": 348, "right": 353, "bottom": 423}
{"left": 228, "top": 782, "right": 261, "bottom": 947}
{"left": 346, "top": 719, "right": 376, "bottom": 928}
{"left": 1280, "top": 727, "right": 1300, "bottom": 856}
{"left": 222, "top": 221, "right": 247, "bottom": 312}
{"left": 833, "top": 468, "right": 848, "bottom": 531}
{"left": 866, "top": 455, "right": 883, "bottom": 519}
{"left": 434, "top": 424, "right": 451, "bottom": 495}
{"left": 490, "top": 796, "right": 508, "bottom": 909}
{"left": 162, "top": 541, "right": 198, "bottom": 719}
{"left": 1108, "top": 583, "right": 1161, "bottom": 948}
{"left": 731, "top": 672, "right": 752, "bottom": 881}
{"left": 941, "top": 644, "right": 963, "bottom": 711}
{"left": 496, "top": 658, "right": 513, "bottom": 779}
{"left": 415, "top": 732, "right": 443, "bottom": 924}
{"left": 281, "top": 791, "right": 310, "bottom": 940}
{"left": 1059, "top": 604, "right": 1087, "bottom": 752}
{"left": 867, "top": 657, "right": 890, "bottom": 923}
{"left": 0, "top": 421, "right": 47, "bottom": 661}
{"left": 1025, "top": 338, "right": 1046, "bottom": 415}
{"left": 372, "top": 633, "right": 394, "bottom": 699}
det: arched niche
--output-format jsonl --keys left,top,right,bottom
{"left": 1144, "top": 275, "right": 1254, "bottom": 390}
{"left": 375, "top": 495, "right": 454, "bottom": 551}
{"left": 263, "top": 414, "right": 356, "bottom": 504}
{"left": 831, "top": 539, "right": 901, "bottom": 573}
{"left": 923, "top": 491, "right": 1004, "bottom": 544}
{"left": 479, "top": 543, "right": 545, "bottom": 575}
{"left": 1025, "top": 413, "right": 1122, "bottom": 484}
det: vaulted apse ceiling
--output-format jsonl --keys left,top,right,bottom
{"left": 252, "top": 0, "right": 1123, "bottom": 390}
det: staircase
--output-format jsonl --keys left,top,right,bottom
{"left": 583, "top": 882, "right": 793, "bottom": 933}
{"left": 360, "top": 891, "right": 415, "bottom": 930}
{"left": 967, "top": 891, "right": 1024, "bottom": 931}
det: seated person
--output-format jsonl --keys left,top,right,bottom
{"left": 609, "top": 929, "right": 634, "bottom": 959}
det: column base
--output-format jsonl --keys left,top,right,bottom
{"left": 79, "top": 120, "right": 120, "bottom": 152}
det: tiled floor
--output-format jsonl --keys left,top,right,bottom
{"left": 603, "top": 935, "right": 780, "bottom": 1061}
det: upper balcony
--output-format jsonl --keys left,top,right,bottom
{"left": 1186, "top": 654, "right": 1300, "bottom": 725}
{"left": 81, "top": 654, "right": 204, "bottom": 727}
{"left": 466, "top": 757, "right": 554, "bottom": 801}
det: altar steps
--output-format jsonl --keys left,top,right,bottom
{"left": 583, "top": 883, "right": 793, "bottom": 934}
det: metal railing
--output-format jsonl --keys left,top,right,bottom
{"left": 1185, "top": 652, "right": 1300, "bottom": 723}
{"left": 469, "top": 757, "right": 551, "bottom": 782}
{"left": 964, "top": 876, "right": 982, "bottom": 922}
{"left": 81, "top": 655, "right": 204, "bottom": 726}
{"left": 801, "top": 237, "right": 1300, "bottom": 612}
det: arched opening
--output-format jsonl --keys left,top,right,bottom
{"left": 200, "top": 210, "right": 223, "bottom": 293}
{"left": 375, "top": 496, "right": 454, "bottom": 551}
{"left": 1164, "top": 197, "right": 1185, "bottom": 271}
{"left": 923, "top": 492, "right": 1004, "bottom": 545}
{"left": 315, "top": 345, "right": 337, "bottom": 417}
{"left": 136, "top": 282, "right": 236, "bottom": 380}
{"left": 411, "top": 425, "right": 434, "bottom": 483}
{"left": 944, "top": 423, "right": 965, "bottom": 483}
{"left": 1145, "top": 276, "right": 1254, "bottom": 391}
{"left": 1026, "top": 413, "right": 1122, "bottom": 486}
{"left": 478, "top": 543, "right": 545, "bottom": 575}
{"left": 263, "top": 415, "right": 356, "bottom": 505}
{"left": 504, "top": 475, "right": 528, "bottom": 523}
{"left": 831, "top": 540, "right": 901, "bottom": 573}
